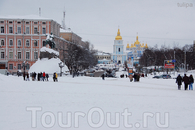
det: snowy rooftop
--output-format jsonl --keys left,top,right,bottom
{"left": 0, "top": 15, "right": 59, "bottom": 23}
{"left": 96, "top": 52, "right": 111, "bottom": 56}
{"left": 60, "top": 28, "right": 72, "bottom": 33}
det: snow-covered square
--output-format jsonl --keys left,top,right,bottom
{"left": 0, "top": 71, "right": 195, "bottom": 130}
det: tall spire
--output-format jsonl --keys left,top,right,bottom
{"left": 62, "top": 7, "right": 66, "bottom": 29}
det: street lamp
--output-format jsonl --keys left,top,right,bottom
{"left": 58, "top": 62, "right": 64, "bottom": 77}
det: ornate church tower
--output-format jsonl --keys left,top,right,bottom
{"left": 112, "top": 29, "right": 126, "bottom": 64}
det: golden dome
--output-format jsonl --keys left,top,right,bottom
{"left": 130, "top": 44, "right": 134, "bottom": 48}
{"left": 141, "top": 43, "right": 145, "bottom": 48}
{"left": 115, "top": 29, "right": 122, "bottom": 40}
{"left": 145, "top": 44, "right": 148, "bottom": 48}
{"left": 126, "top": 43, "right": 130, "bottom": 48}
{"left": 134, "top": 35, "right": 140, "bottom": 45}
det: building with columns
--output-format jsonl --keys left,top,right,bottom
{"left": 0, "top": 15, "right": 67, "bottom": 74}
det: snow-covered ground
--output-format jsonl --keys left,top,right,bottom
{"left": 0, "top": 71, "right": 195, "bottom": 130}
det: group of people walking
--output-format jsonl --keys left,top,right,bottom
{"left": 22, "top": 71, "right": 58, "bottom": 82}
{"left": 31, "top": 72, "right": 49, "bottom": 81}
{"left": 176, "top": 74, "right": 194, "bottom": 90}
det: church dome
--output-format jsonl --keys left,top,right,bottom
{"left": 115, "top": 29, "right": 122, "bottom": 40}
{"left": 126, "top": 43, "right": 130, "bottom": 48}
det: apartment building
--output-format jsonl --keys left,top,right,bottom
{"left": 0, "top": 15, "right": 62, "bottom": 74}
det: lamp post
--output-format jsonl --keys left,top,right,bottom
{"left": 58, "top": 62, "right": 64, "bottom": 77}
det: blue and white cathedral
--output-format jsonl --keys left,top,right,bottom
{"left": 112, "top": 29, "right": 148, "bottom": 65}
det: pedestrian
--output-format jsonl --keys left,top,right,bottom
{"left": 101, "top": 73, "right": 105, "bottom": 80}
{"left": 34, "top": 72, "right": 37, "bottom": 81}
{"left": 40, "top": 72, "right": 43, "bottom": 81}
{"left": 26, "top": 73, "right": 30, "bottom": 81}
{"left": 38, "top": 73, "right": 40, "bottom": 81}
{"left": 137, "top": 73, "right": 140, "bottom": 82}
{"left": 176, "top": 74, "right": 182, "bottom": 90}
{"left": 17, "top": 71, "right": 19, "bottom": 77}
{"left": 46, "top": 73, "right": 49, "bottom": 81}
{"left": 42, "top": 72, "right": 46, "bottom": 81}
{"left": 133, "top": 73, "right": 137, "bottom": 82}
{"left": 189, "top": 75, "right": 194, "bottom": 90}
{"left": 182, "top": 74, "right": 189, "bottom": 90}
{"left": 55, "top": 73, "right": 58, "bottom": 82}
{"left": 23, "top": 72, "right": 26, "bottom": 81}
{"left": 32, "top": 72, "right": 34, "bottom": 81}
{"left": 53, "top": 72, "right": 58, "bottom": 82}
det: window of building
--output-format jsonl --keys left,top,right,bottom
{"left": 17, "top": 39, "right": 21, "bottom": 47}
{"left": 118, "top": 48, "right": 120, "bottom": 52}
{"left": 26, "top": 52, "right": 30, "bottom": 60}
{"left": 9, "top": 21, "right": 12, "bottom": 24}
{"left": 1, "top": 52, "right": 4, "bottom": 59}
{"left": 26, "top": 40, "right": 30, "bottom": 47}
{"left": 34, "top": 40, "right": 38, "bottom": 47}
{"left": 17, "top": 26, "right": 21, "bottom": 34}
{"left": 42, "top": 41, "right": 46, "bottom": 46}
{"left": 9, "top": 39, "right": 13, "bottom": 46}
{"left": 18, "top": 52, "right": 21, "bottom": 59}
{"left": 26, "top": 63, "right": 30, "bottom": 70}
{"left": 34, "top": 27, "right": 38, "bottom": 34}
{"left": 34, "top": 52, "right": 38, "bottom": 59}
{"left": 18, "top": 64, "right": 21, "bottom": 70}
{"left": 26, "top": 26, "right": 30, "bottom": 34}
{"left": 26, "top": 22, "right": 29, "bottom": 24}
{"left": 42, "top": 22, "right": 46, "bottom": 24}
{"left": 0, "top": 21, "right": 4, "bottom": 23}
{"left": 9, "top": 51, "right": 13, "bottom": 59}
{"left": 9, "top": 64, "right": 13, "bottom": 70}
{"left": 9, "top": 26, "right": 13, "bottom": 33}
{"left": 17, "top": 21, "right": 21, "bottom": 24}
{"left": 1, "top": 26, "right": 4, "bottom": 33}
{"left": 42, "top": 27, "right": 46, "bottom": 34}
{"left": 1, "top": 40, "right": 4, "bottom": 46}
{"left": 34, "top": 22, "right": 37, "bottom": 24}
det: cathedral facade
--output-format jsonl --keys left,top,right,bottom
{"left": 112, "top": 29, "right": 148, "bottom": 65}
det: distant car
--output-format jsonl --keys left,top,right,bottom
{"left": 161, "top": 74, "right": 171, "bottom": 79}
{"left": 153, "top": 76, "right": 160, "bottom": 79}
{"left": 153, "top": 74, "right": 171, "bottom": 79}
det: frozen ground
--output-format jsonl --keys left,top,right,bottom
{"left": 0, "top": 72, "right": 195, "bottom": 130}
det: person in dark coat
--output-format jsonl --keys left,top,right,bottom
{"left": 182, "top": 74, "right": 189, "bottom": 90}
{"left": 189, "top": 75, "right": 194, "bottom": 90}
{"left": 34, "top": 72, "right": 37, "bottom": 81}
{"left": 23, "top": 72, "right": 26, "bottom": 81}
{"left": 137, "top": 73, "right": 140, "bottom": 82}
{"left": 38, "top": 73, "right": 40, "bottom": 81}
{"left": 26, "top": 73, "right": 30, "bottom": 81}
{"left": 101, "top": 73, "right": 105, "bottom": 80}
{"left": 46, "top": 73, "right": 49, "bottom": 81}
{"left": 176, "top": 74, "right": 182, "bottom": 90}
{"left": 133, "top": 73, "right": 137, "bottom": 82}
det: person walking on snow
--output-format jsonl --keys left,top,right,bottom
{"left": 42, "top": 72, "right": 46, "bottom": 81}
{"left": 46, "top": 73, "right": 49, "bottom": 81}
{"left": 176, "top": 74, "right": 182, "bottom": 90}
{"left": 101, "top": 73, "right": 105, "bottom": 80}
{"left": 189, "top": 75, "right": 194, "bottom": 90}
{"left": 182, "top": 74, "right": 189, "bottom": 90}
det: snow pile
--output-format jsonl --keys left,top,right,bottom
{"left": 40, "top": 47, "right": 59, "bottom": 56}
{"left": 28, "top": 58, "right": 68, "bottom": 74}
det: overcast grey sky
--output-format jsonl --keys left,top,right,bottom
{"left": 0, "top": 0, "right": 194, "bottom": 53}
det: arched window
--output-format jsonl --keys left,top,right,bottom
{"left": 118, "top": 48, "right": 120, "bottom": 52}
{"left": 1, "top": 40, "right": 4, "bottom": 46}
